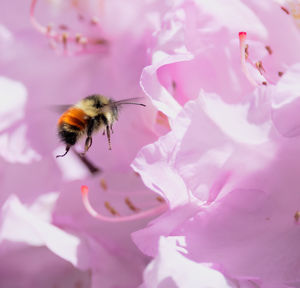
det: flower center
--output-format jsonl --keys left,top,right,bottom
{"left": 81, "top": 185, "right": 168, "bottom": 223}
{"left": 238, "top": 32, "right": 283, "bottom": 86}
{"left": 30, "top": 0, "right": 108, "bottom": 55}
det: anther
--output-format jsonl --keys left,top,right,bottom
{"left": 104, "top": 201, "right": 120, "bottom": 216}
{"left": 265, "top": 45, "right": 272, "bottom": 55}
{"left": 100, "top": 179, "right": 107, "bottom": 190}
{"left": 294, "top": 211, "right": 300, "bottom": 223}
{"left": 75, "top": 281, "right": 83, "bottom": 288}
{"left": 255, "top": 61, "right": 265, "bottom": 75}
{"left": 171, "top": 80, "right": 177, "bottom": 90}
{"left": 46, "top": 24, "right": 53, "bottom": 35}
{"left": 262, "top": 81, "right": 267, "bottom": 86}
{"left": 30, "top": 0, "right": 107, "bottom": 56}
{"left": 61, "top": 32, "right": 68, "bottom": 50}
{"left": 156, "top": 111, "right": 171, "bottom": 129}
{"left": 156, "top": 196, "right": 165, "bottom": 203}
{"left": 91, "top": 16, "right": 99, "bottom": 25}
{"left": 245, "top": 44, "right": 249, "bottom": 59}
{"left": 93, "top": 38, "right": 107, "bottom": 45}
{"left": 125, "top": 197, "right": 140, "bottom": 212}
{"left": 278, "top": 71, "right": 284, "bottom": 77}
{"left": 59, "top": 24, "right": 69, "bottom": 30}
{"left": 281, "top": 6, "right": 290, "bottom": 15}
{"left": 75, "top": 33, "right": 82, "bottom": 43}
{"left": 78, "top": 13, "right": 85, "bottom": 21}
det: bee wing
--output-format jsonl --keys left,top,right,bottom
{"left": 49, "top": 104, "right": 73, "bottom": 114}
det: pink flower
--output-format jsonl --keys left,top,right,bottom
{"left": 2, "top": 0, "right": 300, "bottom": 287}
{"left": 0, "top": 0, "right": 167, "bottom": 287}
{"left": 132, "top": 0, "right": 300, "bottom": 287}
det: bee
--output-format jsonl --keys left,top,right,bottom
{"left": 56, "top": 94, "right": 145, "bottom": 158}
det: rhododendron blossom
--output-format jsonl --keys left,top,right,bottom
{"left": 1, "top": 0, "right": 300, "bottom": 287}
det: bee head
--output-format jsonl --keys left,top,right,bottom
{"left": 109, "top": 99, "right": 119, "bottom": 120}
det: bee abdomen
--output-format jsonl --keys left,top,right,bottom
{"left": 58, "top": 125, "right": 80, "bottom": 145}
{"left": 57, "top": 107, "right": 88, "bottom": 146}
{"left": 58, "top": 108, "right": 87, "bottom": 130}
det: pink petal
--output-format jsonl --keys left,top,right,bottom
{"left": 141, "top": 237, "right": 234, "bottom": 288}
{"left": 271, "top": 63, "right": 300, "bottom": 137}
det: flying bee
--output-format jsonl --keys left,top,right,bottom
{"left": 56, "top": 94, "right": 146, "bottom": 158}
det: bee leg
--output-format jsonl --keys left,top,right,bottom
{"left": 106, "top": 125, "right": 112, "bottom": 150}
{"left": 110, "top": 124, "right": 114, "bottom": 134}
{"left": 85, "top": 136, "right": 93, "bottom": 152}
{"left": 56, "top": 145, "right": 71, "bottom": 158}
{"left": 81, "top": 118, "right": 95, "bottom": 155}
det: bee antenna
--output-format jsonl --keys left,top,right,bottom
{"left": 113, "top": 98, "right": 146, "bottom": 107}
{"left": 117, "top": 103, "right": 146, "bottom": 107}
{"left": 56, "top": 145, "right": 70, "bottom": 158}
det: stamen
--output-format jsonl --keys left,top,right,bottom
{"left": 100, "top": 178, "right": 108, "bottom": 190}
{"left": 262, "top": 81, "right": 267, "bottom": 86}
{"left": 75, "top": 280, "right": 83, "bottom": 288}
{"left": 239, "top": 32, "right": 258, "bottom": 86}
{"left": 156, "top": 196, "right": 165, "bottom": 203}
{"left": 30, "top": 0, "right": 108, "bottom": 55}
{"left": 30, "top": 0, "right": 48, "bottom": 34}
{"left": 61, "top": 32, "right": 68, "bottom": 51}
{"left": 265, "top": 45, "right": 272, "bottom": 55}
{"left": 75, "top": 33, "right": 82, "bottom": 43}
{"left": 81, "top": 185, "right": 168, "bottom": 222}
{"left": 156, "top": 111, "right": 171, "bottom": 129}
{"left": 46, "top": 24, "right": 53, "bottom": 35}
{"left": 245, "top": 44, "right": 249, "bottom": 60}
{"left": 294, "top": 211, "right": 300, "bottom": 223}
{"left": 91, "top": 38, "right": 108, "bottom": 45}
{"left": 255, "top": 61, "right": 265, "bottom": 75}
{"left": 125, "top": 197, "right": 140, "bottom": 212}
{"left": 171, "top": 80, "right": 177, "bottom": 91}
{"left": 278, "top": 71, "right": 284, "bottom": 77}
{"left": 104, "top": 201, "right": 120, "bottom": 216}
{"left": 59, "top": 24, "right": 69, "bottom": 30}
{"left": 78, "top": 14, "right": 85, "bottom": 21}
{"left": 281, "top": 6, "right": 290, "bottom": 15}
{"left": 91, "top": 16, "right": 100, "bottom": 25}
{"left": 72, "top": 0, "right": 79, "bottom": 7}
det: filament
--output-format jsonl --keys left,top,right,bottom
{"left": 239, "top": 32, "right": 258, "bottom": 86}
{"left": 239, "top": 32, "right": 275, "bottom": 86}
{"left": 81, "top": 185, "right": 168, "bottom": 223}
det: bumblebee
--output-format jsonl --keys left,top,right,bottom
{"left": 56, "top": 94, "right": 145, "bottom": 158}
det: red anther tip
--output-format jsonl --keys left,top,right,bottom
{"left": 81, "top": 185, "right": 88, "bottom": 195}
{"left": 239, "top": 32, "right": 247, "bottom": 38}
